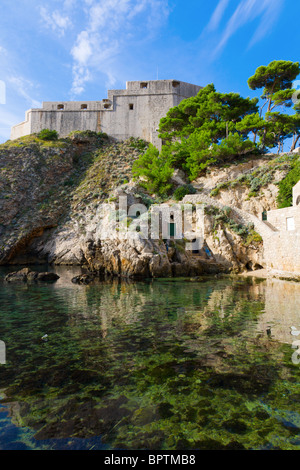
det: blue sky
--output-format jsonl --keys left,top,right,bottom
{"left": 0, "top": 0, "right": 299, "bottom": 143}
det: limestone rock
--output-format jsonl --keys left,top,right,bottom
{"left": 71, "top": 274, "right": 94, "bottom": 284}
{"left": 170, "top": 169, "right": 187, "bottom": 186}
{"left": 0, "top": 139, "right": 290, "bottom": 278}
{"left": 4, "top": 268, "right": 59, "bottom": 283}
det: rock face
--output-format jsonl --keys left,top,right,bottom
{"left": 27, "top": 183, "right": 226, "bottom": 278}
{"left": 0, "top": 134, "right": 294, "bottom": 277}
{"left": 193, "top": 154, "right": 293, "bottom": 217}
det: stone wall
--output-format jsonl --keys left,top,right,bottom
{"left": 11, "top": 80, "right": 202, "bottom": 148}
{"left": 264, "top": 231, "right": 300, "bottom": 275}
{"left": 267, "top": 206, "right": 300, "bottom": 232}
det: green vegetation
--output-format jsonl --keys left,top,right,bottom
{"left": 132, "top": 60, "right": 300, "bottom": 196}
{"left": 132, "top": 144, "right": 174, "bottom": 197}
{"left": 210, "top": 153, "right": 299, "bottom": 199}
{"left": 204, "top": 205, "right": 262, "bottom": 246}
{"left": 0, "top": 133, "right": 68, "bottom": 149}
{"left": 127, "top": 136, "right": 148, "bottom": 152}
{"left": 277, "top": 159, "right": 300, "bottom": 207}
{"left": 173, "top": 184, "right": 197, "bottom": 201}
{"left": 72, "top": 138, "right": 147, "bottom": 207}
{"left": 68, "top": 130, "right": 109, "bottom": 141}
{"left": 37, "top": 128, "right": 59, "bottom": 141}
{"left": 248, "top": 60, "right": 300, "bottom": 152}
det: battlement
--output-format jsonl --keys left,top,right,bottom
{"left": 10, "top": 80, "right": 202, "bottom": 147}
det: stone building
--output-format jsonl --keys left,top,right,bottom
{"left": 10, "top": 80, "right": 202, "bottom": 148}
{"left": 264, "top": 181, "right": 300, "bottom": 275}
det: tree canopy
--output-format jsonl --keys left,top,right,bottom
{"left": 132, "top": 60, "right": 300, "bottom": 197}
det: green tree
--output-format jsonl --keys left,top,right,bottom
{"left": 248, "top": 60, "right": 300, "bottom": 149}
{"left": 235, "top": 112, "right": 266, "bottom": 143}
{"left": 132, "top": 144, "right": 173, "bottom": 196}
{"left": 248, "top": 60, "right": 300, "bottom": 114}
{"left": 264, "top": 112, "right": 294, "bottom": 153}
{"left": 158, "top": 84, "right": 258, "bottom": 144}
{"left": 277, "top": 160, "right": 300, "bottom": 208}
{"left": 291, "top": 99, "right": 300, "bottom": 151}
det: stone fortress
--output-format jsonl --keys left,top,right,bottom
{"left": 10, "top": 79, "right": 202, "bottom": 148}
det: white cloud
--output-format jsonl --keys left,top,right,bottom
{"left": 205, "top": 0, "right": 284, "bottom": 56}
{"left": 40, "top": 6, "right": 72, "bottom": 36}
{"left": 8, "top": 76, "right": 41, "bottom": 109}
{"left": 71, "top": 31, "right": 93, "bottom": 65}
{"left": 69, "top": 0, "right": 169, "bottom": 96}
{"left": 0, "top": 46, "right": 8, "bottom": 56}
{"left": 205, "top": 0, "right": 230, "bottom": 32}
{"left": 248, "top": 0, "right": 284, "bottom": 47}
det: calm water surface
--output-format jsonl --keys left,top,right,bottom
{"left": 0, "top": 266, "right": 299, "bottom": 450}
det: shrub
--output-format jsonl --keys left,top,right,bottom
{"left": 173, "top": 184, "right": 197, "bottom": 201}
{"left": 277, "top": 160, "right": 300, "bottom": 208}
{"left": 38, "top": 129, "right": 59, "bottom": 141}
{"left": 127, "top": 137, "right": 148, "bottom": 151}
{"left": 132, "top": 143, "right": 174, "bottom": 196}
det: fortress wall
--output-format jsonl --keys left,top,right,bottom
{"left": 42, "top": 101, "right": 103, "bottom": 111}
{"left": 267, "top": 206, "right": 300, "bottom": 232}
{"left": 10, "top": 120, "right": 31, "bottom": 140}
{"left": 10, "top": 80, "right": 202, "bottom": 146}
{"left": 264, "top": 231, "right": 300, "bottom": 274}
{"left": 172, "top": 82, "right": 202, "bottom": 105}
{"left": 10, "top": 110, "right": 32, "bottom": 140}
{"left": 29, "top": 110, "right": 103, "bottom": 136}
{"left": 101, "top": 91, "right": 175, "bottom": 147}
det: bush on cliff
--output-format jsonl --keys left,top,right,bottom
{"left": 132, "top": 144, "right": 173, "bottom": 197}
{"left": 277, "top": 160, "right": 300, "bottom": 208}
{"left": 38, "top": 129, "right": 59, "bottom": 141}
{"left": 173, "top": 184, "right": 196, "bottom": 201}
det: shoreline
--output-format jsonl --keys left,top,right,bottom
{"left": 239, "top": 268, "right": 300, "bottom": 282}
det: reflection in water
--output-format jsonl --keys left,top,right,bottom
{"left": 0, "top": 270, "right": 299, "bottom": 450}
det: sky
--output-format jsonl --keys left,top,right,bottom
{"left": 0, "top": 0, "right": 299, "bottom": 143}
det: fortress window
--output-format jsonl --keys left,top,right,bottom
{"left": 140, "top": 82, "right": 148, "bottom": 89}
{"left": 172, "top": 81, "right": 180, "bottom": 88}
{"left": 129, "top": 103, "right": 134, "bottom": 110}
{"left": 286, "top": 217, "right": 295, "bottom": 231}
{"left": 104, "top": 103, "right": 111, "bottom": 109}
{"left": 57, "top": 104, "right": 64, "bottom": 110}
{"left": 81, "top": 104, "right": 88, "bottom": 110}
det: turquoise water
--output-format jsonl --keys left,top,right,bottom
{"left": 0, "top": 266, "right": 299, "bottom": 450}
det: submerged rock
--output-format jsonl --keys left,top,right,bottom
{"left": 4, "top": 268, "right": 59, "bottom": 283}
{"left": 71, "top": 274, "right": 94, "bottom": 285}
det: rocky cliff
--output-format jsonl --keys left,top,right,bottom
{"left": 0, "top": 132, "right": 294, "bottom": 278}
